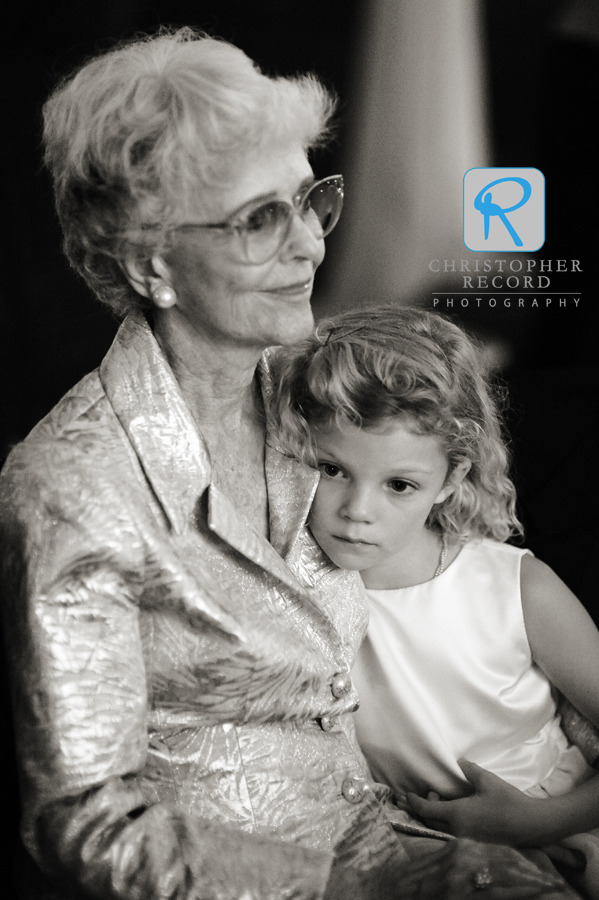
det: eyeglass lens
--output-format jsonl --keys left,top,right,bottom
{"left": 302, "top": 180, "right": 343, "bottom": 238}
{"left": 244, "top": 178, "right": 343, "bottom": 263}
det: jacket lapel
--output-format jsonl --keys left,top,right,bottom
{"left": 265, "top": 441, "right": 319, "bottom": 561}
{"left": 207, "top": 482, "right": 309, "bottom": 594}
{"left": 100, "top": 317, "right": 319, "bottom": 594}
{"left": 207, "top": 353, "right": 319, "bottom": 592}
{"left": 100, "top": 312, "right": 211, "bottom": 536}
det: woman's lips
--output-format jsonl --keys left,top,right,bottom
{"left": 264, "top": 279, "right": 312, "bottom": 296}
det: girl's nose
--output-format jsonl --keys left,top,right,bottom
{"left": 339, "top": 486, "right": 375, "bottom": 523}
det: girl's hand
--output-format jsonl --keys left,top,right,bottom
{"left": 406, "top": 759, "right": 551, "bottom": 847}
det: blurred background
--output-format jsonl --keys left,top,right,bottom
{"left": 1, "top": 1, "right": 598, "bottom": 882}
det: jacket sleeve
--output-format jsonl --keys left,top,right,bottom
{"left": 0, "top": 445, "right": 333, "bottom": 900}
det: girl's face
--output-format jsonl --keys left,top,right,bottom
{"left": 309, "top": 416, "right": 458, "bottom": 586}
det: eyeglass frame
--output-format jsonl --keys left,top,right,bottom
{"left": 172, "top": 174, "right": 344, "bottom": 264}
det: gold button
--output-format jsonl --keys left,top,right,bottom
{"left": 319, "top": 716, "right": 336, "bottom": 732}
{"left": 341, "top": 776, "right": 368, "bottom": 804}
{"left": 331, "top": 672, "right": 351, "bottom": 699}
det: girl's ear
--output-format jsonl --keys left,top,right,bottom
{"left": 433, "top": 460, "right": 472, "bottom": 505}
{"left": 120, "top": 254, "right": 174, "bottom": 301}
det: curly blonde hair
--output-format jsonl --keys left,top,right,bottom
{"left": 43, "top": 27, "right": 336, "bottom": 316}
{"left": 269, "top": 307, "right": 522, "bottom": 543}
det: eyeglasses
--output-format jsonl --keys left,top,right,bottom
{"left": 174, "top": 174, "right": 344, "bottom": 265}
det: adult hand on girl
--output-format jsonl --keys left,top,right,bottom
{"left": 405, "top": 838, "right": 573, "bottom": 898}
{"left": 406, "top": 759, "right": 551, "bottom": 847}
{"left": 325, "top": 837, "right": 572, "bottom": 898}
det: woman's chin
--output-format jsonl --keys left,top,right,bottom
{"left": 265, "top": 300, "right": 315, "bottom": 346}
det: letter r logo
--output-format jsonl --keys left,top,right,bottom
{"left": 463, "top": 167, "right": 545, "bottom": 251}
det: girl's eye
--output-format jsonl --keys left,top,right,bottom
{"left": 389, "top": 479, "right": 415, "bottom": 495}
{"left": 319, "top": 463, "right": 342, "bottom": 478}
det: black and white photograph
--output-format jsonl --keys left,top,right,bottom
{"left": 1, "top": 2, "right": 598, "bottom": 898}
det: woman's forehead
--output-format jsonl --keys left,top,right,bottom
{"left": 194, "top": 143, "right": 313, "bottom": 220}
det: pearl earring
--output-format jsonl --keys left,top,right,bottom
{"left": 151, "top": 284, "right": 177, "bottom": 308}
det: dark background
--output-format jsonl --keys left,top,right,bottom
{"left": 1, "top": 0, "right": 598, "bottom": 890}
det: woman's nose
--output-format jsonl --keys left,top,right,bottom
{"left": 281, "top": 209, "right": 326, "bottom": 266}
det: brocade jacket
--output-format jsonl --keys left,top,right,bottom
{"left": 0, "top": 313, "right": 436, "bottom": 900}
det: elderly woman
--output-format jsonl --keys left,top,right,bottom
{"left": 0, "top": 28, "right": 573, "bottom": 900}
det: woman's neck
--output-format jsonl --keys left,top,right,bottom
{"left": 152, "top": 308, "right": 264, "bottom": 427}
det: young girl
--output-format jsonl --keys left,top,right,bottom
{"left": 269, "top": 306, "right": 599, "bottom": 896}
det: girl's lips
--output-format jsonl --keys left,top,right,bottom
{"left": 333, "top": 535, "right": 376, "bottom": 547}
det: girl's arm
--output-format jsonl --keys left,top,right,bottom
{"left": 408, "top": 555, "right": 599, "bottom": 846}
{"left": 521, "top": 554, "right": 599, "bottom": 731}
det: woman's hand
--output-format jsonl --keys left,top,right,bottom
{"left": 406, "top": 760, "right": 551, "bottom": 846}
{"left": 405, "top": 838, "right": 572, "bottom": 899}
{"left": 324, "top": 837, "right": 571, "bottom": 899}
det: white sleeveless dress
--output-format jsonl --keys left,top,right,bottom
{"left": 353, "top": 538, "right": 592, "bottom": 800}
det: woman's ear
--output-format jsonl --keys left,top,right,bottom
{"left": 120, "top": 255, "right": 175, "bottom": 305}
{"left": 434, "top": 460, "right": 472, "bottom": 505}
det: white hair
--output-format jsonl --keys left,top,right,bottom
{"left": 43, "top": 27, "right": 336, "bottom": 315}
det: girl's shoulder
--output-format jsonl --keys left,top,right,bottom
{"left": 435, "top": 538, "right": 532, "bottom": 596}
{"left": 464, "top": 536, "right": 532, "bottom": 561}
{"left": 450, "top": 538, "right": 533, "bottom": 585}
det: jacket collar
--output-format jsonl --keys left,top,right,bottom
{"left": 100, "top": 313, "right": 318, "bottom": 588}
{"left": 100, "top": 312, "right": 211, "bottom": 535}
